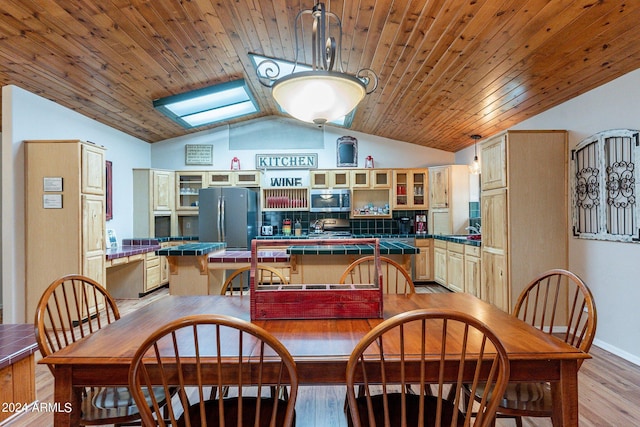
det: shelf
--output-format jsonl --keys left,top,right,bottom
{"left": 262, "top": 188, "right": 309, "bottom": 210}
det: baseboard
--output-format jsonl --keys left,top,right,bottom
{"left": 593, "top": 338, "right": 640, "bottom": 367}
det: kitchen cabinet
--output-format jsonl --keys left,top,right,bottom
{"left": 428, "top": 165, "right": 470, "bottom": 235}
{"left": 371, "top": 169, "right": 392, "bottom": 188}
{"left": 176, "top": 171, "right": 206, "bottom": 211}
{"left": 350, "top": 170, "right": 370, "bottom": 188}
{"left": 480, "top": 130, "right": 567, "bottom": 312}
{"left": 207, "top": 170, "right": 261, "bottom": 187}
{"left": 464, "top": 245, "right": 481, "bottom": 298}
{"left": 393, "top": 169, "right": 428, "bottom": 209}
{"left": 311, "top": 170, "right": 350, "bottom": 188}
{"left": 133, "top": 169, "right": 176, "bottom": 237}
{"left": 25, "top": 140, "right": 106, "bottom": 321}
{"left": 414, "top": 238, "right": 433, "bottom": 282}
{"left": 446, "top": 242, "right": 465, "bottom": 293}
{"left": 433, "top": 239, "right": 448, "bottom": 286}
{"left": 351, "top": 189, "right": 391, "bottom": 218}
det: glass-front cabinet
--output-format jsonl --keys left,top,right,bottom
{"left": 393, "top": 169, "right": 428, "bottom": 209}
{"left": 176, "top": 171, "right": 205, "bottom": 211}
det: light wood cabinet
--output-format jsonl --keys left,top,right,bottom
{"left": 133, "top": 169, "right": 176, "bottom": 237}
{"left": 25, "top": 140, "right": 106, "bottom": 321}
{"left": 433, "top": 239, "right": 448, "bottom": 285}
{"left": 428, "top": 165, "right": 470, "bottom": 235}
{"left": 464, "top": 245, "right": 481, "bottom": 298}
{"left": 480, "top": 130, "right": 568, "bottom": 312}
{"left": 351, "top": 189, "right": 391, "bottom": 218}
{"left": 207, "top": 170, "right": 261, "bottom": 187}
{"left": 393, "top": 169, "right": 428, "bottom": 209}
{"left": 176, "top": 171, "right": 206, "bottom": 211}
{"left": 311, "top": 170, "right": 350, "bottom": 188}
{"left": 446, "top": 242, "right": 465, "bottom": 292}
{"left": 207, "top": 171, "right": 233, "bottom": 186}
{"left": 350, "top": 170, "right": 370, "bottom": 188}
{"left": 414, "top": 238, "right": 433, "bottom": 281}
{"left": 371, "top": 169, "right": 391, "bottom": 188}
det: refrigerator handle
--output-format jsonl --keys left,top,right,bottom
{"left": 217, "top": 196, "right": 223, "bottom": 241}
{"left": 220, "top": 196, "right": 226, "bottom": 242}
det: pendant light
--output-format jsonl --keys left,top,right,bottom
{"left": 468, "top": 134, "right": 482, "bottom": 175}
{"left": 254, "top": 2, "right": 378, "bottom": 125}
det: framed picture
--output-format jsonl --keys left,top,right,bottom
{"left": 185, "top": 144, "right": 214, "bottom": 165}
{"left": 105, "top": 160, "right": 113, "bottom": 221}
{"left": 337, "top": 136, "right": 357, "bottom": 167}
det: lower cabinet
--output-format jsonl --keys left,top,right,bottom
{"left": 464, "top": 245, "right": 481, "bottom": 297}
{"left": 414, "top": 239, "right": 433, "bottom": 281}
{"left": 145, "top": 252, "right": 161, "bottom": 292}
{"left": 433, "top": 240, "right": 448, "bottom": 286}
{"left": 446, "top": 242, "right": 464, "bottom": 293}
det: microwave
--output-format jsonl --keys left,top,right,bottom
{"left": 309, "top": 189, "right": 351, "bottom": 212}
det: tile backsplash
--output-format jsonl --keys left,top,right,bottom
{"left": 261, "top": 210, "right": 428, "bottom": 235}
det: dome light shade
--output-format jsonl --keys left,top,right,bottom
{"left": 272, "top": 71, "right": 366, "bottom": 125}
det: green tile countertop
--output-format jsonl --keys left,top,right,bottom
{"left": 156, "top": 242, "right": 226, "bottom": 256}
{"left": 286, "top": 241, "right": 419, "bottom": 255}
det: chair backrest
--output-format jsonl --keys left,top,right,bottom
{"left": 220, "top": 266, "right": 289, "bottom": 295}
{"left": 514, "top": 269, "right": 597, "bottom": 363}
{"left": 339, "top": 256, "right": 415, "bottom": 295}
{"left": 129, "top": 314, "right": 299, "bottom": 427}
{"left": 346, "top": 309, "right": 510, "bottom": 427}
{"left": 35, "top": 274, "right": 120, "bottom": 374}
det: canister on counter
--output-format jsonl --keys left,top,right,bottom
{"left": 282, "top": 218, "right": 292, "bottom": 235}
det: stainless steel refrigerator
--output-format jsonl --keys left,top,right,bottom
{"left": 198, "top": 187, "right": 258, "bottom": 249}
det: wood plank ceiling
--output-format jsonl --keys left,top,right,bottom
{"left": 0, "top": 0, "right": 639, "bottom": 152}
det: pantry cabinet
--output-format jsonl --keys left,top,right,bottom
{"left": 25, "top": 140, "right": 106, "bottom": 321}
{"left": 480, "top": 130, "right": 567, "bottom": 312}
{"left": 429, "top": 165, "right": 470, "bottom": 235}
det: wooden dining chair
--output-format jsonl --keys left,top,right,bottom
{"left": 34, "top": 274, "right": 165, "bottom": 425}
{"left": 220, "top": 265, "right": 289, "bottom": 295}
{"left": 346, "top": 308, "right": 511, "bottom": 427}
{"left": 465, "top": 268, "right": 597, "bottom": 426}
{"left": 128, "top": 314, "right": 298, "bottom": 427}
{"left": 340, "top": 256, "right": 415, "bottom": 295}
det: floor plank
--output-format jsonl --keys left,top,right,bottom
{"left": 5, "top": 284, "right": 640, "bottom": 426}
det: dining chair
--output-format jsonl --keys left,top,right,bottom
{"left": 220, "top": 265, "right": 289, "bottom": 295}
{"left": 339, "top": 256, "right": 416, "bottom": 295}
{"left": 128, "top": 314, "right": 298, "bottom": 427}
{"left": 346, "top": 308, "right": 511, "bottom": 427}
{"left": 465, "top": 268, "right": 597, "bottom": 426}
{"left": 34, "top": 274, "right": 165, "bottom": 425}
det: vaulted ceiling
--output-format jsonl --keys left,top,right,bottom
{"left": 1, "top": 0, "right": 639, "bottom": 152}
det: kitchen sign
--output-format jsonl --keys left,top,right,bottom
{"left": 255, "top": 153, "right": 318, "bottom": 169}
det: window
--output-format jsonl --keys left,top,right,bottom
{"left": 572, "top": 129, "right": 639, "bottom": 241}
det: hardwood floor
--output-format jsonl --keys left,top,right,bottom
{"left": 5, "top": 284, "right": 640, "bottom": 426}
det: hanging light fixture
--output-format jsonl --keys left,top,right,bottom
{"left": 254, "top": 2, "right": 378, "bottom": 125}
{"left": 468, "top": 134, "right": 482, "bottom": 175}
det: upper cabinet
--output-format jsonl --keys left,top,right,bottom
{"left": 393, "top": 169, "right": 428, "bottom": 209}
{"left": 176, "top": 171, "right": 206, "bottom": 211}
{"left": 208, "top": 170, "right": 261, "bottom": 187}
{"left": 311, "top": 170, "right": 350, "bottom": 188}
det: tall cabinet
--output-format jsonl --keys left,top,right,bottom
{"left": 480, "top": 130, "right": 568, "bottom": 312}
{"left": 25, "top": 140, "right": 106, "bottom": 320}
{"left": 428, "top": 165, "right": 470, "bottom": 235}
{"left": 133, "top": 168, "right": 175, "bottom": 237}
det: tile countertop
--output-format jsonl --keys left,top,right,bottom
{"left": 0, "top": 324, "right": 38, "bottom": 370}
{"left": 257, "top": 233, "right": 482, "bottom": 247}
{"left": 285, "top": 240, "right": 420, "bottom": 255}
{"left": 208, "top": 250, "right": 290, "bottom": 263}
{"left": 156, "top": 242, "right": 226, "bottom": 256}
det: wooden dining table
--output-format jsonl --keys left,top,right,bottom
{"left": 40, "top": 292, "right": 588, "bottom": 426}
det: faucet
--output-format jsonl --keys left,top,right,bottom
{"left": 465, "top": 225, "right": 481, "bottom": 235}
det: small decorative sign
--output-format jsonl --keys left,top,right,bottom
{"left": 43, "top": 194, "right": 63, "bottom": 209}
{"left": 256, "top": 153, "right": 318, "bottom": 169}
{"left": 43, "top": 177, "right": 63, "bottom": 192}
{"left": 185, "top": 144, "right": 213, "bottom": 165}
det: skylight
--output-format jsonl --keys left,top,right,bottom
{"left": 248, "top": 53, "right": 355, "bottom": 128}
{"left": 153, "top": 79, "right": 259, "bottom": 128}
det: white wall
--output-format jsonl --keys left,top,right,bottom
{"left": 151, "top": 120, "right": 455, "bottom": 170}
{"left": 508, "top": 68, "right": 640, "bottom": 365}
{"left": 1, "top": 85, "right": 150, "bottom": 322}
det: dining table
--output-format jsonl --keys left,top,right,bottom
{"left": 40, "top": 292, "right": 588, "bottom": 426}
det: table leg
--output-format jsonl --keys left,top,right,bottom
{"left": 52, "top": 366, "right": 80, "bottom": 426}
{"left": 551, "top": 359, "right": 579, "bottom": 427}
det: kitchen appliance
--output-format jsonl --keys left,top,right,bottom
{"left": 309, "top": 189, "right": 351, "bottom": 212}
{"left": 415, "top": 214, "right": 427, "bottom": 234}
{"left": 308, "top": 218, "right": 352, "bottom": 238}
{"left": 198, "top": 187, "right": 258, "bottom": 249}
{"left": 397, "top": 217, "right": 412, "bottom": 234}
{"left": 261, "top": 225, "right": 274, "bottom": 236}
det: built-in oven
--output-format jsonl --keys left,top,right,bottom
{"left": 309, "top": 189, "right": 351, "bottom": 212}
